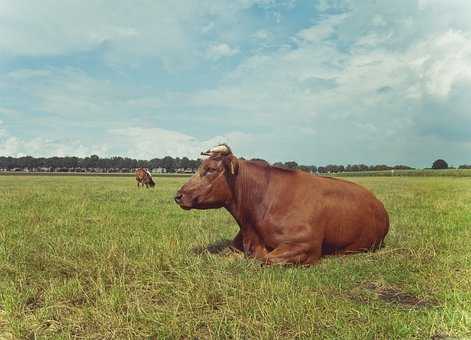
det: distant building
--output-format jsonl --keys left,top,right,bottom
{"left": 152, "top": 167, "right": 167, "bottom": 173}
{"left": 175, "top": 168, "right": 196, "bottom": 174}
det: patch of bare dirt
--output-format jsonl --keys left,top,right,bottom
{"left": 192, "top": 239, "right": 235, "bottom": 255}
{"left": 349, "top": 281, "right": 437, "bottom": 309}
{"left": 430, "top": 333, "right": 463, "bottom": 340}
{"left": 365, "top": 282, "right": 436, "bottom": 308}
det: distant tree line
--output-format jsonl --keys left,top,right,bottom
{"left": 272, "top": 161, "right": 414, "bottom": 173}
{"left": 0, "top": 154, "right": 418, "bottom": 174}
{"left": 0, "top": 155, "right": 201, "bottom": 173}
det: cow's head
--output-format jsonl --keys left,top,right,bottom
{"left": 174, "top": 144, "right": 239, "bottom": 210}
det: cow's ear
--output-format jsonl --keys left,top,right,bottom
{"left": 224, "top": 155, "right": 239, "bottom": 176}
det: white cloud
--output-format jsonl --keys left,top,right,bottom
{"left": 108, "top": 127, "right": 255, "bottom": 159}
{"left": 7, "top": 69, "right": 52, "bottom": 80}
{"left": 0, "top": 118, "right": 255, "bottom": 159}
{"left": 407, "top": 30, "right": 471, "bottom": 98}
{"left": 0, "top": 121, "right": 108, "bottom": 157}
{"left": 167, "top": 0, "right": 471, "bottom": 165}
{"left": 108, "top": 127, "right": 200, "bottom": 159}
{"left": 296, "top": 14, "right": 347, "bottom": 42}
{"left": 0, "top": 0, "right": 260, "bottom": 68}
{"left": 0, "top": 107, "right": 22, "bottom": 118}
{"left": 252, "top": 29, "right": 272, "bottom": 41}
{"left": 2, "top": 68, "right": 163, "bottom": 123}
{"left": 206, "top": 43, "right": 239, "bottom": 60}
{"left": 201, "top": 22, "right": 215, "bottom": 33}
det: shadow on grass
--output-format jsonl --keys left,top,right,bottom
{"left": 349, "top": 281, "right": 438, "bottom": 309}
{"left": 192, "top": 239, "right": 236, "bottom": 255}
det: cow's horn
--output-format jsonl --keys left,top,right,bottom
{"left": 201, "top": 144, "right": 232, "bottom": 157}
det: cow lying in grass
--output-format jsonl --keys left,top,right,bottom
{"left": 175, "top": 144, "right": 389, "bottom": 265}
{"left": 135, "top": 168, "right": 155, "bottom": 188}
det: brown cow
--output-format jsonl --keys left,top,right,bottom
{"left": 175, "top": 144, "right": 389, "bottom": 265}
{"left": 135, "top": 168, "right": 155, "bottom": 188}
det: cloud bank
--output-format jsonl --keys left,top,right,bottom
{"left": 1, "top": 0, "right": 471, "bottom": 166}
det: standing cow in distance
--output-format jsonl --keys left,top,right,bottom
{"left": 135, "top": 167, "right": 155, "bottom": 188}
{"left": 175, "top": 144, "right": 389, "bottom": 265}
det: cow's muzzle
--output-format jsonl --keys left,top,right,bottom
{"left": 174, "top": 191, "right": 192, "bottom": 209}
{"left": 174, "top": 192, "right": 183, "bottom": 204}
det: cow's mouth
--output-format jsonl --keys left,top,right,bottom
{"left": 174, "top": 193, "right": 193, "bottom": 210}
{"left": 178, "top": 203, "right": 192, "bottom": 210}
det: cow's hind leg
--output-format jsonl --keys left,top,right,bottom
{"left": 338, "top": 236, "right": 383, "bottom": 255}
{"left": 264, "top": 242, "right": 321, "bottom": 265}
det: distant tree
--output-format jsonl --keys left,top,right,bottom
{"left": 189, "top": 159, "right": 201, "bottom": 170}
{"left": 174, "top": 157, "right": 182, "bottom": 169}
{"left": 298, "top": 165, "right": 316, "bottom": 173}
{"left": 48, "top": 156, "right": 62, "bottom": 170}
{"left": 63, "top": 156, "right": 79, "bottom": 169}
{"left": 89, "top": 155, "right": 100, "bottom": 168}
{"left": 284, "top": 161, "right": 298, "bottom": 169}
{"left": 180, "top": 157, "right": 190, "bottom": 169}
{"left": 148, "top": 157, "right": 160, "bottom": 169}
{"left": 273, "top": 162, "right": 284, "bottom": 168}
{"left": 250, "top": 158, "right": 268, "bottom": 163}
{"left": 136, "top": 159, "right": 149, "bottom": 168}
{"left": 161, "top": 156, "right": 176, "bottom": 172}
{"left": 370, "top": 164, "right": 391, "bottom": 171}
{"left": 393, "top": 165, "right": 414, "bottom": 170}
{"left": 250, "top": 158, "right": 270, "bottom": 166}
{"left": 432, "top": 159, "right": 448, "bottom": 169}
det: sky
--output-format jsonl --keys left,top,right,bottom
{"left": 1, "top": 0, "right": 471, "bottom": 167}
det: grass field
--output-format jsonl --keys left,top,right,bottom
{"left": 1, "top": 176, "right": 470, "bottom": 339}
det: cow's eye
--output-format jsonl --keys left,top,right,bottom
{"left": 205, "top": 168, "right": 217, "bottom": 175}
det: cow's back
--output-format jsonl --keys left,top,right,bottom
{"left": 259, "top": 169, "right": 389, "bottom": 252}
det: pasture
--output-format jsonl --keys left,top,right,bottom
{"left": 0, "top": 175, "right": 470, "bottom": 339}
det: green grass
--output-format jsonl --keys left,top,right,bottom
{"left": 0, "top": 176, "right": 470, "bottom": 339}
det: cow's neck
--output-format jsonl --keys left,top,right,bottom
{"left": 225, "top": 161, "right": 270, "bottom": 229}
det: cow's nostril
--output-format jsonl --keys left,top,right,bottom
{"left": 174, "top": 193, "right": 183, "bottom": 203}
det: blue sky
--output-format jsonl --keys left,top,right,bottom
{"left": 1, "top": 0, "right": 471, "bottom": 167}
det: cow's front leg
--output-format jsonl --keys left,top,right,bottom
{"left": 242, "top": 228, "right": 269, "bottom": 259}
{"left": 229, "top": 230, "right": 244, "bottom": 252}
{"left": 264, "top": 242, "right": 321, "bottom": 265}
